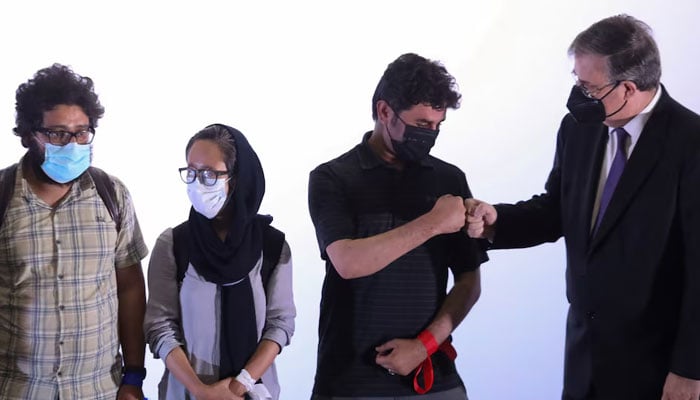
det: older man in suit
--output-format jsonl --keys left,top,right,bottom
{"left": 465, "top": 14, "right": 700, "bottom": 400}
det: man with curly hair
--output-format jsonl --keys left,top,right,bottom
{"left": 308, "top": 53, "right": 486, "bottom": 399}
{"left": 0, "top": 64, "right": 149, "bottom": 399}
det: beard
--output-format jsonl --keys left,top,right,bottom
{"left": 25, "top": 141, "right": 55, "bottom": 184}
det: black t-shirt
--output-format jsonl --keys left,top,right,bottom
{"left": 308, "top": 132, "right": 487, "bottom": 396}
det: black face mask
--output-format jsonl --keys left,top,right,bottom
{"left": 391, "top": 124, "right": 439, "bottom": 162}
{"left": 566, "top": 83, "right": 626, "bottom": 124}
{"left": 388, "top": 116, "right": 439, "bottom": 163}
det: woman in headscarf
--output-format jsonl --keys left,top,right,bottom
{"left": 144, "top": 124, "right": 295, "bottom": 400}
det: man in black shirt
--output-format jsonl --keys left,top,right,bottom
{"left": 308, "top": 53, "right": 487, "bottom": 399}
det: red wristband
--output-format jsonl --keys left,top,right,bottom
{"left": 413, "top": 331, "right": 458, "bottom": 394}
{"left": 417, "top": 330, "right": 439, "bottom": 356}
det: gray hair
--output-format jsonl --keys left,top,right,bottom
{"left": 568, "top": 14, "right": 661, "bottom": 91}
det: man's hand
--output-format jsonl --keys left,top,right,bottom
{"left": 375, "top": 338, "right": 428, "bottom": 376}
{"left": 425, "top": 194, "right": 467, "bottom": 235}
{"left": 464, "top": 198, "right": 497, "bottom": 240}
{"left": 117, "top": 384, "right": 143, "bottom": 400}
{"left": 661, "top": 372, "right": 700, "bottom": 400}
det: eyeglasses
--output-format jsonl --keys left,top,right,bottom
{"left": 179, "top": 167, "right": 229, "bottom": 186}
{"left": 35, "top": 127, "right": 95, "bottom": 146}
{"left": 574, "top": 79, "right": 620, "bottom": 100}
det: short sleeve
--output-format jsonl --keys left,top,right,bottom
{"left": 308, "top": 164, "right": 356, "bottom": 260}
{"left": 110, "top": 175, "right": 148, "bottom": 268}
{"left": 447, "top": 168, "right": 488, "bottom": 276}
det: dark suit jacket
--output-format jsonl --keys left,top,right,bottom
{"left": 492, "top": 87, "right": 700, "bottom": 399}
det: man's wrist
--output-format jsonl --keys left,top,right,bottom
{"left": 121, "top": 366, "right": 147, "bottom": 387}
{"left": 417, "top": 212, "right": 441, "bottom": 238}
{"left": 485, "top": 224, "right": 496, "bottom": 243}
{"left": 417, "top": 330, "right": 439, "bottom": 357}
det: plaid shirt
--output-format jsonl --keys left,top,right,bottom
{"left": 0, "top": 162, "right": 148, "bottom": 399}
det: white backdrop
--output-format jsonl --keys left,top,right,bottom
{"left": 1, "top": 1, "right": 698, "bottom": 399}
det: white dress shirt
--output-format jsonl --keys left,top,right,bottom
{"left": 590, "top": 86, "right": 663, "bottom": 229}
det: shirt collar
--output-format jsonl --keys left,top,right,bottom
{"left": 358, "top": 131, "right": 384, "bottom": 169}
{"left": 609, "top": 85, "right": 663, "bottom": 141}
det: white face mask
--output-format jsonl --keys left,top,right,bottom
{"left": 187, "top": 179, "right": 229, "bottom": 219}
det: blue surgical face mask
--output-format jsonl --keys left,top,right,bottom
{"left": 187, "top": 179, "right": 229, "bottom": 219}
{"left": 41, "top": 142, "right": 91, "bottom": 183}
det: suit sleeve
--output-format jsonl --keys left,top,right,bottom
{"left": 670, "top": 139, "right": 700, "bottom": 379}
{"left": 491, "top": 120, "right": 566, "bottom": 249}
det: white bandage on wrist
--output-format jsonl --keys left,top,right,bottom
{"left": 235, "top": 368, "right": 256, "bottom": 392}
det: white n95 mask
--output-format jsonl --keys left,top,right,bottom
{"left": 187, "top": 179, "right": 229, "bottom": 219}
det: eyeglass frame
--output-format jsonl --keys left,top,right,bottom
{"left": 574, "top": 78, "right": 621, "bottom": 100}
{"left": 179, "top": 167, "right": 230, "bottom": 186}
{"left": 34, "top": 126, "right": 96, "bottom": 146}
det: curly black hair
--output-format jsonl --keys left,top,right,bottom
{"left": 13, "top": 63, "right": 105, "bottom": 148}
{"left": 371, "top": 53, "right": 461, "bottom": 121}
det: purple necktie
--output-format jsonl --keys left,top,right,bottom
{"left": 594, "top": 127, "right": 629, "bottom": 232}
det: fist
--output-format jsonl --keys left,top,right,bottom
{"left": 428, "top": 194, "right": 467, "bottom": 235}
{"left": 464, "top": 198, "right": 497, "bottom": 239}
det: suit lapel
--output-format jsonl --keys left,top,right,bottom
{"left": 589, "top": 90, "right": 672, "bottom": 250}
{"left": 577, "top": 125, "right": 608, "bottom": 247}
